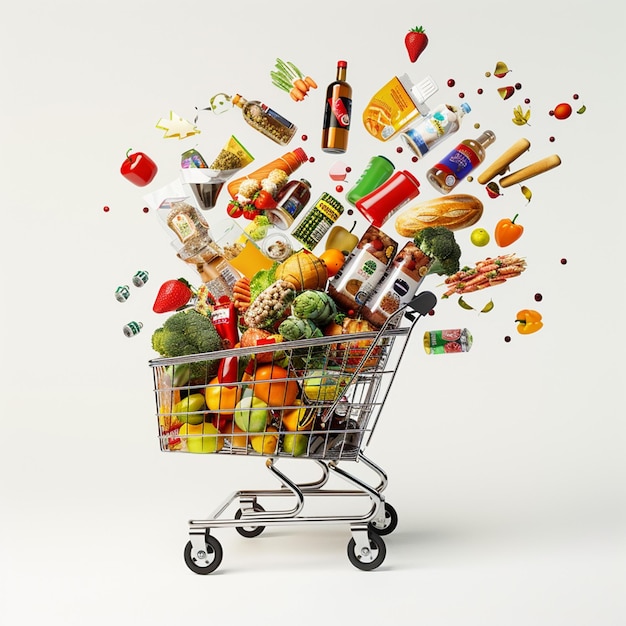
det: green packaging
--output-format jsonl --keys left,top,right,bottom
{"left": 292, "top": 192, "right": 344, "bottom": 250}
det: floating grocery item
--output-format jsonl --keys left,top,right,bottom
{"left": 346, "top": 155, "right": 395, "bottom": 206}
{"left": 132, "top": 270, "right": 149, "bottom": 287}
{"left": 423, "top": 328, "right": 473, "bottom": 354}
{"left": 115, "top": 285, "right": 131, "bottom": 302}
{"left": 232, "top": 93, "right": 297, "bottom": 146}
{"left": 321, "top": 60, "right": 352, "bottom": 154}
{"left": 123, "top": 321, "right": 143, "bottom": 337}
{"left": 120, "top": 149, "right": 158, "bottom": 187}
{"left": 156, "top": 111, "right": 200, "bottom": 140}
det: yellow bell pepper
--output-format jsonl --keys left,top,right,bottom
{"left": 515, "top": 309, "right": 543, "bottom": 334}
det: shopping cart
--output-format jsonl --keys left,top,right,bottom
{"left": 149, "top": 290, "right": 436, "bottom": 573}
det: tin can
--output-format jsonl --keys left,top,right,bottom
{"left": 423, "top": 328, "right": 473, "bottom": 354}
{"left": 115, "top": 285, "right": 131, "bottom": 303}
{"left": 123, "top": 321, "right": 143, "bottom": 337}
{"left": 291, "top": 192, "right": 344, "bottom": 250}
{"left": 132, "top": 270, "right": 149, "bottom": 287}
{"left": 346, "top": 155, "right": 395, "bottom": 206}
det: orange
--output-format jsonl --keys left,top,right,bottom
{"left": 280, "top": 400, "right": 314, "bottom": 431}
{"left": 205, "top": 377, "right": 242, "bottom": 415}
{"left": 251, "top": 364, "right": 299, "bottom": 408}
{"left": 318, "top": 249, "right": 346, "bottom": 277}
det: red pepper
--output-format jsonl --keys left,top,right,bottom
{"left": 211, "top": 300, "right": 240, "bottom": 386}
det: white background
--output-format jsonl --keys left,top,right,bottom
{"left": 1, "top": 0, "right": 624, "bottom": 624}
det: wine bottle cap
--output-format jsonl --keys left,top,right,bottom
{"left": 460, "top": 102, "right": 471, "bottom": 114}
{"left": 337, "top": 60, "right": 347, "bottom": 68}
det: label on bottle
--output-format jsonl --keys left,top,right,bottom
{"left": 435, "top": 143, "right": 481, "bottom": 181}
{"left": 261, "top": 104, "right": 295, "bottom": 130}
{"left": 292, "top": 193, "right": 343, "bottom": 250}
{"left": 325, "top": 96, "right": 352, "bottom": 129}
{"left": 170, "top": 213, "right": 197, "bottom": 242}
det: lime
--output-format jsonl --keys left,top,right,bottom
{"left": 470, "top": 228, "right": 490, "bottom": 247}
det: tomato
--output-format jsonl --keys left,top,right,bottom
{"left": 227, "top": 201, "right": 243, "bottom": 218}
{"left": 243, "top": 206, "right": 261, "bottom": 220}
{"left": 205, "top": 376, "right": 242, "bottom": 416}
{"left": 253, "top": 190, "right": 277, "bottom": 210}
{"left": 251, "top": 364, "right": 299, "bottom": 408}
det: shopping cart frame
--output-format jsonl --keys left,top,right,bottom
{"left": 149, "top": 290, "right": 437, "bottom": 573}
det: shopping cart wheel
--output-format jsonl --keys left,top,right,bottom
{"left": 369, "top": 502, "right": 398, "bottom": 536}
{"left": 183, "top": 536, "right": 223, "bottom": 575}
{"left": 347, "top": 532, "right": 386, "bottom": 571}
{"left": 234, "top": 503, "right": 266, "bottom": 538}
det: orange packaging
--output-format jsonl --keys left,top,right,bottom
{"left": 227, "top": 148, "right": 309, "bottom": 198}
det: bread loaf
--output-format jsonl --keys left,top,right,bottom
{"left": 394, "top": 194, "right": 483, "bottom": 237}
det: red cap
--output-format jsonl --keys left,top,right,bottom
{"left": 338, "top": 60, "right": 347, "bottom": 68}
{"left": 292, "top": 147, "right": 308, "bottom": 163}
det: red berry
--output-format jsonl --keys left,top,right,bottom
{"left": 504, "top": 336, "right": 511, "bottom": 343}
{"left": 143, "top": 206, "right": 149, "bottom": 213}
{"left": 447, "top": 78, "right": 455, "bottom": 87}
{"left": 428, "top": 309, "right": 435, "bottom": 316}
{"left": 524, "top": 98, "right": 531, "bottom": 104}
{"left": 396, "top": 146, "right": 403, "bottom": 153}
{"left": 103, "top": 206, "right": 110, "bottom": 212}
{"left": 534, "top": 293, "right": 543, "bottom": 302}
{"left": 560, "top": 258, "right": 568, "bottom": 265}
{"left": 573, "top": 94, "right": 579, "bottom": 100}
{"left": 458, "top": 92, "right": 465, "bottom": 98}
{"left": 345, "top": 166, "right": 352, "bottom": 173}
{"left": 301, "top": 134, "right": 308, "bottom": 141}
{"left": 308, "top": 156, "right": 315, "bottom": 163}
{"left": 347, "top": 209, "right": 354, "bottom": 216}
{"left": 515, "top": 82, "right": 522, "bottom": 90}
{"left": 549, "top": 136, "right": 556, "bottom": 142}
{"left": 477, "top": 88, "right": 483, "bottom": 94}
{"left": 411, "top": 156, "right": 418, "bottom": 163}
{"left": 335, "top": 185, "right": 343, "bottom": 193}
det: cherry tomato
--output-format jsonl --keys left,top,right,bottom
{"left": 253, "top": 190, "right": 277, "bottom": 210}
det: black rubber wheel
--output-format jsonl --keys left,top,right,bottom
{"left": 347, "top": 532, "right": 386, "bottom": 571}
{"left": 369, "top": 502, "right": 398, "bottom": 536}
{"left": 184, "top": 535, "right": 223, "bottom": 575}
{"left": 234, "top": 503, "right": 266, "bottom": 538}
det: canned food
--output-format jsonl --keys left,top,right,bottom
{"left": 423, "top": 328, "right": 473, "bottom": 354}
{"left": 115, "top": 285, "right": 131, "bottom": 302}
{"left": 291, "top": 192, "right": 344, "bottom": 250}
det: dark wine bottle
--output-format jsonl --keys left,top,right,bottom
{"left": 321, "top": 60, "right": 352, "bottom": 154}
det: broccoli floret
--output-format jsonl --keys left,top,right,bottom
{"left": 151, "top": 310, "right": 223, "bottom": 381}
{"left": 414, "top": 227, "right": 462, "bottom": 276}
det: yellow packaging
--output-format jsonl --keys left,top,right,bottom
{"left": 362, "top": 74, "right": 438, "bottom": 142}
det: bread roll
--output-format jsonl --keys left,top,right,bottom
{"left": 394, "top": 194, "right": 483, "bottom": 237}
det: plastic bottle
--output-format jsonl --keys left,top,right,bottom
{"left": 401, "top": 103, "right": 471, "bottom": 159}
{"left": 362, "top": 74, "right": 438, "bottom": 142}
{"left": 322, "top": 61, "right": 352, "bottom": 154}
{"left": 226, "top": 148, "right": 309, "bottom": 199}
{"left": 355, "top": 170, "right": 421, "bottom": 228}
{"left": 232, "top": 94, "right": 297, "bottom": 146}
{"left": 346, "top": 155, "right": 395, "bottom": 206}
{"left": 426, "top": 130, "right": 496, "bottom": 194}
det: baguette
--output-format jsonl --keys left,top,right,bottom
{"left": 394, "top": 194, "right": 483, "bottom": 238}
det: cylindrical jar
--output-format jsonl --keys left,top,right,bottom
{"left": 355, "top": 170, "right": 421, "bottom": 228}
{"left": 346, "top": 155, "right": 395, "bottom": 206}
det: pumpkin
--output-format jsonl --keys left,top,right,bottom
{"left": 323, "top": 317, "right": 382, "bottom": 371}
{"left": 275, "top": 249, "right": 328, "bottom": 292}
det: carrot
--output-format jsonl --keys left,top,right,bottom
{"left": 293, "top": 78, "right": 308, "bottom": 95}
{"left": 289, "top": 87, "right": 305, "bottom": 101}
{"left": 304, "top": 76, "right": 318, "bottom": 89}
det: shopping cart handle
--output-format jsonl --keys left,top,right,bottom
{"left": 405, "top": 291, "right": 437, "bottom": 321}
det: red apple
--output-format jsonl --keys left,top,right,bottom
{"left": 120, "top": 149, "right": 158, "bottom": 186}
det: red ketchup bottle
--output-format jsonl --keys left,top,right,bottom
{"left": 355, "top": 170, "right": 421, "bottom": 228}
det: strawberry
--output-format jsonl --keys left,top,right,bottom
{"left": 152, "top": 278, "right": 194, "bottom": 313}
{"left": 405, "top": 26, "right": 428, "bottom": 63}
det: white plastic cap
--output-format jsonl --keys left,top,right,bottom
{"left": 411, "top": 76, "right": 438, "bottom": 104}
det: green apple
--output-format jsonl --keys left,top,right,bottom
{"left": 325, "top": 225, "right": 358, "bottom": 255}
{"left": 172, "top": 393, "right": 206, "bottom": 425}
{"left": 470, "top": 228, "right": 490, "bottom": 247}
{"left": 234, "top": 395, "right": 270, "bottom": 432}
{"left": 282, "top": 433, "right": 309, "bottom": 457}
{"left": 180, "top": 422, "right": 223, "bottom": 453}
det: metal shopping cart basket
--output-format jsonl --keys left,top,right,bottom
{"left": 149, "top": 290, "right": 436, "bottom": 573}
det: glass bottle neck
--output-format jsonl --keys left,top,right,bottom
{"left": 336, "top": 66, "right": 347, "bottom": 81}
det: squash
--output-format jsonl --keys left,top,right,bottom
{"left": 275, "top": 249, "right": 328, "bottom": 292}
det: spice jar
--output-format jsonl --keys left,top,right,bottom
{"left": 232, "top": 94, "right": 297, "bottom": 146}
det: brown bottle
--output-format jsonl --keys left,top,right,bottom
{"left": 322, "top": 61, "right": 352, "bottom": 154}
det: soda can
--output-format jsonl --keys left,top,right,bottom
{"left": 291, "top": 192, "right": 344, "bottom": 251}
{"left": 123, "top": 321, "right": 143, "bottom": 337}
{"left": 423, "top": 328, "right": 473, "bottom": 354}
{"left": 115, "top": 285, "right": 131, "bottom": 302}
{"left": 132, "top": 270, "right": 149, "bottom": 287}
